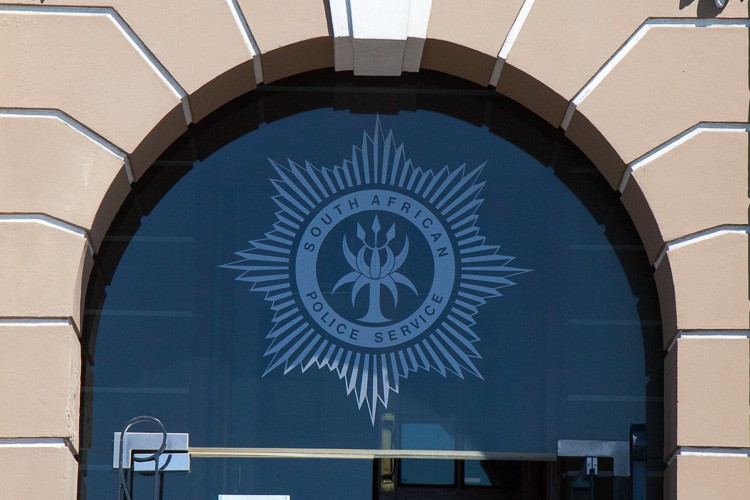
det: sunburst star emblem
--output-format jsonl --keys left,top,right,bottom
{"left": 222, "top": 118, "right": 529, "bottom": 423}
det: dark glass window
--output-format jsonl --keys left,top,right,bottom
{"left": 79, "top": 72, "right": 663, "bottom": 499}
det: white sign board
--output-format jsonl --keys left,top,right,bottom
{"left": 218, "top": 496, "right": 290, "bottom": 500}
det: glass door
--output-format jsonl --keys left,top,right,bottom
{"left": 80, "top": 72, "right": 663, "bottom": 500}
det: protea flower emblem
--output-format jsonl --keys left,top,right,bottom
{"left": 222, "top": 118, "right": 530, "bottom": 422}
{"left": 334, "top": 216, "right": 417, "bottom": 324}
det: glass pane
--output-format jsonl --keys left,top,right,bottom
{"left": 79, "top": 452, "right": 370, "bottom": 500}
{"left": 399, "top": 460, "right": 454, "bottom": 486}
{"left": 400, "top": 423, "right": 455, "bottom": 485}
{"left": 80, "top": 72, "right": 663, "bottom": 497}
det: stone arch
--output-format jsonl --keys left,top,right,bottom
{"left": 0, "top": 1, "right": 748, "bottom": 498}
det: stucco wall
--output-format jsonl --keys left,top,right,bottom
{"left": 0, "top": 1, "right": 748, "bottom": 498}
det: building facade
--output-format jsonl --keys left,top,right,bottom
{"left": 0, "top": 1, "right": 748, "bottom": 498}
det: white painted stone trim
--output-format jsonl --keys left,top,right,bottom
{"left": 329, "top": 0, "right": 432, "bottom": 76}
{"left": 350, "top": 0, "right": 410, "bottom": 40}
{"left": 667, "top": 330, "right": 750, "bottom": 354}
{"left": 226, "top": 0, "right": 264, "bottom": 83}
{"left": 330, "top": 0, "right": 354, "bottom": 71}
{"left": 0, "top": 437, "right": 79, "bottom": 457}
{"left": 0, "top": 108, "right": 133, "bottom": 184}
{"left": 561, "top": 18, "right": 750, "bottom": 131}
{"left": 0, "top": 318, "right": 76, "bottom": 328}
{"left": 667, "top": 446, "right": 750, "bottom": 467}
{"left": 679, "top": 447, "right": 750, "bottom": 457}
{"left": 654, "top": 225, "right": 749, "bottom": 270}
{"left": 0, "top": 438, "right": 69, "bottom": 448}
{"left": 0, "top": 215, "right": 94, "bottom": 257}
{"left": 618, "top": 123, "right": 750, "bottom": 193}
{"left": 489, "top": 0, "right": 536, "bottom": 87}
{"left": 0, "top": 5, "right": 193, "bottom": 125}
{"left": 402, "top": 0, "right": 432, "bottom": 72}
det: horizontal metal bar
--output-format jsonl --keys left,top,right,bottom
{"left": 188, "top": 447, "right": 556, "bottom": 462}
{"left": 132, "top": 452, "right": 190, "bottom": 473}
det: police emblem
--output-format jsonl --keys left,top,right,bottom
{"left": 222, "top": 119, "right": 529, "bottom": 422}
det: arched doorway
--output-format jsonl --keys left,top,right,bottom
{"left": 79, "top": 71, "right": 663, "bottom": 499}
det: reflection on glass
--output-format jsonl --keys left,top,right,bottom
{"left": 80, "top": 72, "right": 663, "bottom": 499}
{"left": 399, "top": 459, "right": 455, "bottom": 486}
{"left": 80, "top": 452, "right": 370, "bottom": 500}
{"left": 400, "top": 423, "right": 455, "bottom": 486}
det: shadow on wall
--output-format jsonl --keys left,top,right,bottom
{"left": 680, "top": 0, "right": 750, "bottom": 313}
{"left": 679, "top": 0, "right": 746, "bottom": 17}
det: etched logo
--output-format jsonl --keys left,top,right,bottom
{"left": 337, "top": 216, "right": 416, "bottom": 325}
{"left": 222, "top": 119, "right": 529, "bottom": 422}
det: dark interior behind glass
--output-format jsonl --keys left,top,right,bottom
{"left": 79, "top": 71, "right": 663, "bottom": 499}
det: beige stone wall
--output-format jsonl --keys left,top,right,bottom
{"left": 0, "top": 1, "right": 747, "bottom": 498}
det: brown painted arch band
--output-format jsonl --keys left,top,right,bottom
{"left": 0, "top": 3, "right": 748, "bottom": 498}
